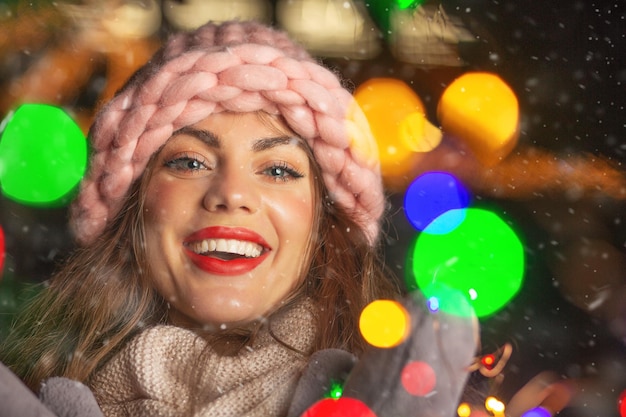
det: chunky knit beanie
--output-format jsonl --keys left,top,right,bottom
{"left": 70, "top": 20, "right": 383, "bottom": 246}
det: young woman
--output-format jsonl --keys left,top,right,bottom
{"left": 0, "top": 20, "right": 401, "bottom": 416}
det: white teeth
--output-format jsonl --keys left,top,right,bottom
{"left": 216, "top": 239, "right": 228, "bottom": 252}
{"left": 188, "top": 238, "right": 263, "bottom": 258}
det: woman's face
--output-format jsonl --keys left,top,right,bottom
{"left": 143, "top": 112, "right": 316, "bottom": 328}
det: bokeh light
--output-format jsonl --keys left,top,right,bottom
{"left": 437, "top": 72, "right": 519, "bottom": 166}
{"left": 457, "top": 402, "right": 471, "bottom": 417}
{"left": 415, "top": 281, "right": 476, "bottom": 318}
{"left": 397, "top": 0, "right": 425, "bottom": 9}
{"left": 404, "top": 171, "right": 470, "bottom": 233}
{"left": 354, "top": 77, "right": 441, "bottom": 181}
{"left": 481, "top": 354, "right": 496, "bottom": 370}
{"left": 619, "top": 389, "right": 626, "bottom": 417}
{"left": 0, "top": 104, "right": 87, "bottom": 206}
{"left": 426, "top": 296, "right": 439, "bottom": 313}
{"left": 400, "top": 360, "right": 436, "bottom": 396}
{"left": 325, "top": 380, "right": 344, "bottom": 400}
{"left": 412, "top": 208, "right": 524, "bottom": 318}
{"left": 359, "top": 299, "right": 409, "bottom": 348}
{"left": 301, "top": 397, "right": 377, "bottom": 417}
{"left": 521, "top": 406, "right": 551, "bottom": 417}
{"left": 485, "top": 396, "right": 505, "bottom": 414}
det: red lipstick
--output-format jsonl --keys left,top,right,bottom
{"left": 183, "top": 226, "right": 270, "bottom": 276}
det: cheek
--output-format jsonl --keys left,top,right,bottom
{"left": 270, "top": 191, "right": 316, "bottom": 242}
{"left": 143, "top": 179, "right": 192, "bottom": 267}
{"left": 144, "top": 178, "right": 190, "bottom": 224}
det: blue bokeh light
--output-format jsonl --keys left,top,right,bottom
{"left": 403, "top": 171, "right": 470, "bottom": 234}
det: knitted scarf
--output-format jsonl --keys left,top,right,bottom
{"left": 88, "top": 299, "right": 317, "bottom": 417}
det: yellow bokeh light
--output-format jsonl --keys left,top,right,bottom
{"left": 484, "top": 396, "right": 505, "bottom": 414}
{"left": 437, "top": 72, "right": 519, "bottom": 166}
{"left": 457, "top": 402, "right": 471, "bottom": 417}
{"left": 354, "top": 78, "right": 441, "bottom": 181}
{"left": 359, "top": 299, "right": 410, "bottom": 348}
{"left": 400, "top": 111, "right": 442, "bottom": 153}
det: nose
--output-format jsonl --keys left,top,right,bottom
{"left": 203, "top": 165, "right": 260, "bottom": 214}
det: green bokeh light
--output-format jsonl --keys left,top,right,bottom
{"left": 411, "top": 208, "right": 524, "bottom": 318}
{"left": 324, "top": 380, "right": 344, "bottom": 399}
{"left": 365, "top": 0, "right": 426, "bottom": 36}
{"left": 397, "top": 0, "right": 424, "bottom": 9}
{"left": 0, "top": 104, "right": 87, "bottom": 206}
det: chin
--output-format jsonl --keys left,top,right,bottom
{"left": 191, "top": 307, "right": 265, "bottom": 330}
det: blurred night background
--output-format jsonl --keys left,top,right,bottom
{"left": 0, "top": 1, "right": 625, "bottom": 416}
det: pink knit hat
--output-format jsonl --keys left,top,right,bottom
{"left": 70, "top": 21, "right": 383, "bottom": 246}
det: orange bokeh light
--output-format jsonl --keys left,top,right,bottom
{"left": 354, "top": 77, "right": 441, "bottom": 181}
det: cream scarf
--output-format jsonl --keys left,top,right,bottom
{"left": 89, "top": 299, "right": 317, "bottom": 417}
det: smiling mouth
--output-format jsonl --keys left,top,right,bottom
{"left": 186, "top": 238, "right": 264, "bottom": 260}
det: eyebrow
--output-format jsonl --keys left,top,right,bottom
{"left": 252, "top": 136, "right": 306, "bottom": 152}
{"left": 172, "top": 126, "right": 307, "bottom": 152}
{"left": 173, "top": 126, "right": 219, "bottom": 148}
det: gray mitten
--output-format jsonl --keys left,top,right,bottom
{"left": 287, "top": 349, "right": 357, "bottom": 417}
{"left": 0, "top": 362, "right": 56, "bottom": 417}
{"left": 39, "top": 377, "right": 104, "bottom": 417}
{"left": 342, "top": 291, "right": 478, "bottom": 417}
{"left": 290, "top": 291, "right": 478, "bottom": 417}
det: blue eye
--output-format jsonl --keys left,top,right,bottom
{"left": 165, "top": 154, "right": 208, "bottom": 172}
{"left": 264, "top": 162, "right": 304, "bottom": 182}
